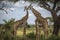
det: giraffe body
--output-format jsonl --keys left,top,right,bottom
{"left": 27, "top": 4, "right": 48, "bottom": 40}
{"left": 13, "top": 9, "right": 28, "bottom": 39}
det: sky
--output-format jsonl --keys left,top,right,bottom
{"left": 0, "top": 0, "right": 60, "bottom": 24}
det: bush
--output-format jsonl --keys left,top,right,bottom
{"left": 47, "top": 35, "right": 60, "bottom": 40}
{"left": 0, "top": 19, "right": 14, "bottom": 40}
{"left": 26, "top": 32, "right": 36, "bottom": 39}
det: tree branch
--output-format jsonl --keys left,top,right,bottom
{"left": 52, "top": 0, "right": 59, "bottom": 10}
{"left": 56, "top": 6, "right": 60, "bottom": 13}
{"left": 40, "top": 0, "right": 50, "bottom": 8}
{"left": 40, "top": 0, "right": 55, "bottom": 12}
{"left": 0, "top": 8, "right": 8, "bottom": 14}
{"left": 41, "top": 5, "right": 56, "bottom": 13}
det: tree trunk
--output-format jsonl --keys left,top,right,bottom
{"left": 51, "top": 12, "right": 60, "bottom": 36}
{"left": 53, "top": 16, "right": 60, "bottom": 35}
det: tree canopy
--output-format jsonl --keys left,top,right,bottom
{"left": 0, "top": 0, "right": 19, "bottom": 2}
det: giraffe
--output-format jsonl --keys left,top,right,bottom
{"left": 13, "top": 8, "right": 28, "bottom": 39}
{"left": 27, "top": 4, "right": 48, "bottom": 40}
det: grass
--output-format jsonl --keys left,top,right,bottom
{"left": 0, "top": 26, "right": 60, "bottom": 40}
{"left": 16, "top": 27, "right": 52, "bottom": 37}
{"left": 16, "top": 27, "right": 60, "bottom": 40}
{"left": 16, "top": 27, "right": 36, "bottom": 37}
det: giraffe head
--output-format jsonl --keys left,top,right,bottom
{"left": 27, "top": 3, "right": 33, "bottom": 10}
{"left": 24, "top": 6, "right": 28, "bottom": 11}
{"left": 24, "top": 3, "right": 33, "bottom": 11}
{"left": 27, "top": 3, "right": 42, "bottom": 17}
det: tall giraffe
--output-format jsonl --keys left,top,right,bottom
{"left": 13, "top": 9, "right": 28, "bottom": 39}
{"left": 27, "top": 4, "right": 48, "bottom": 40}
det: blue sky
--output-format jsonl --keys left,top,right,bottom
{"left": 0, "top": 1, "right": 60, "bottom": 24}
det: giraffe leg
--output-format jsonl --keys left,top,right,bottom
{"left": 23, "top": 26, "right": 26, "bottom": 40}
{"left": 43, "top": 26, "right": 48, "bottom": 38}
{"left": 13, "top": 26, "right": 17, "bottom": 40}
{"left": 12, "top": 26, "right": 17, "bottom": 39}
{"left": 36, "top": 21, "right": 40, "bottom": 40}
{"left": 23, "top": 22, "right": 27, "bottom": 40}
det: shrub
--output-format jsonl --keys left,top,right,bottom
{"left": 47, "top": 35, "right": 60, "bottom": 40}
{"left": 26, "top": 32, "right": 36, "bottom": 39}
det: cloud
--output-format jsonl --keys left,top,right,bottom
{"left": 33, "top": 6, "right": 43, "bottom": 10}
{"left": 20, "top": 1, "right": 25, "bottom": 4}
{"left": 14, "top": 1, "right": 25, "bottom": 7}
{"left": 14, "top": 1, "right": 30, "bottom": 8}
{"left": 29, "top": 13, "right": 32, "bottom": 16}
{"left": 10, "top": 8, "right": 15, "bottom": 10}
{"left": 14, "top": 2, "right": 20, "bottom": 7}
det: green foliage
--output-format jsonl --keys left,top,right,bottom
{"left": 26, "top": 32, "right": 36, "bottom": 38}
{"left": 39, "top": 35, "right": 46, "bottom": 40}
{"left": 46, "top": 17, "right": 53, "bottom": 22}
{"left": 8, "top": 0, "right": 19, "bottom": 2}
{"left": 47, "top": 35, "right": 60, "bottom": 40}
{"left": 26, "top": 34, "right": 60, "bottom": 40}
{"left": 27, "top": 24, "right": 35, "bottom": 28}
{"left": 3, "top": 18, "right": 15, "bottom": 30}
{"left": 0, "top": 18, "right": 60, "bottom": 40}
{"left": 24, "top": 0, "right": 39, "bottom": 2}
{"left": 27, "top": 24, "right": 31, "bottom": 28}
{"left": 27, "top": 32, "right": 36, "bottom": 40}
{"left": 0, "top": 18, "right": 15, "bottom": 40}
{"left": 24, "top": 0, "right": 51, "bottom": 2}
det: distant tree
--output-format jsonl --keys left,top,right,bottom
{"left": 27, "top": 24, "right": 31, "bottom": 28}
{"left": 3, "top": 18, "right": 15, "bottom": 30}
{"left": 46, "top": 17, "right": 53, "bottom": 22}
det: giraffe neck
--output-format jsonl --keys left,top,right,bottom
{"left": 22, "top": 10, "right": 28, "bottom": 21}
{"left": 31, "top": 7, "right": 46, "bottom": 20}
{"left": 14, "top": 10, "right": 28, "bottom": 28}
{"left": 31, "top": 7, "right": 41, "bottom": 18}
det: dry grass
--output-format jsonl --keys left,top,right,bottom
{"left": 16, "top": 28, "right": 46, "bottom": 37}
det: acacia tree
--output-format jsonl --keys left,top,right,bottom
{"left": 24, "top": 0, "right": 60, "bottom": 36}
{"left": 39, "top": 0, "right": 60, "bottom": 36}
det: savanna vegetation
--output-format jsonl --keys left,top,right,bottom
{"left": 0, "top": 0, "right": 60, "bottom": 40}
{"left": 0, "top": 18, "right": 60, "bottom": 40}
